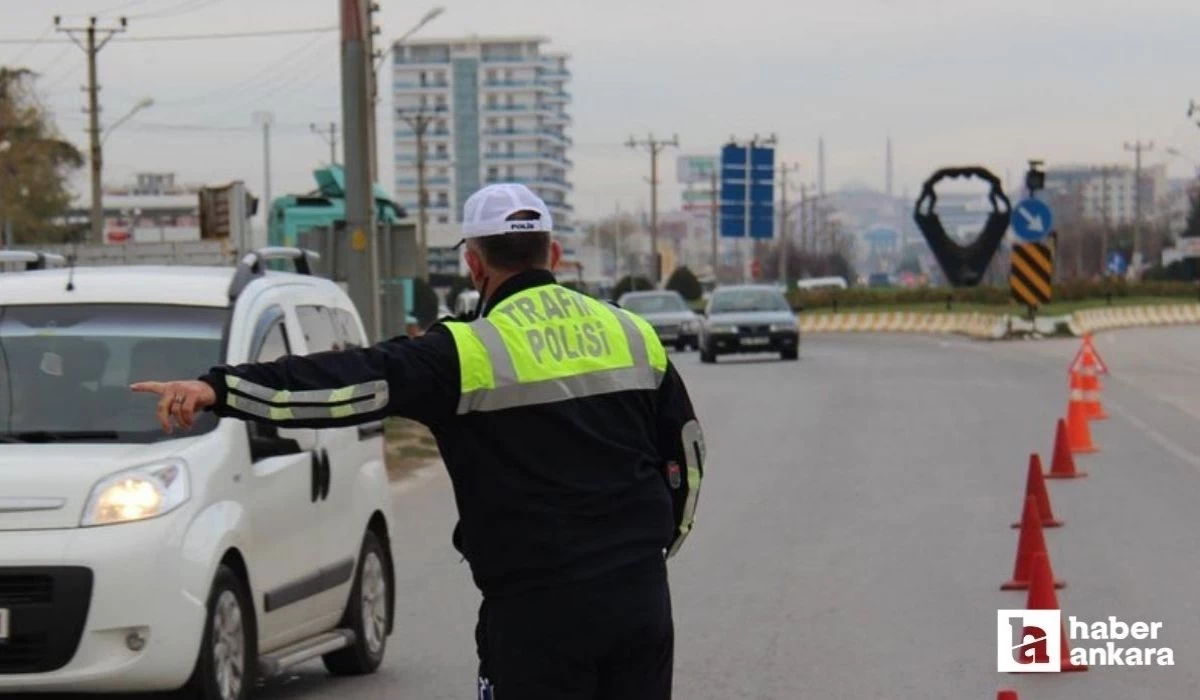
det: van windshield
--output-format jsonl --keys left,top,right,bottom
{"left": 0, "top": 304, "right": 228, "bottom": 444}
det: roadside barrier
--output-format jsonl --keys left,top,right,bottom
{"left": 1070, "top": 304, "right": 1200, "bottom": 335}
{"left": 796, "top": 303, "right": 1200, "bottom": 338}
{"left": 797, "top": 311, "right": 1005, "bottom": 338}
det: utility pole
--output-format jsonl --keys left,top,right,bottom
{"left": 1096, "top": 165, "right": 1118, "bottom": 273}
{"left": 310, "top": 122, "right": 339, "bottom": 165}
{"left": 341, "top": 0, "right": 381, "bottom": 341}
{"left": 776, "top": 162, "right": 800, "bottom": 285}
{"left": 613, "top": 201, "right": 623, "bottom": 280}
{"left": 1124, "top": 140, "right": 1154, "bottom": 275}
{"left": 253, "top": 112, "right": 273, "bottom": 219}
{"left": 710, "top": 166, "right": 719, "bottom": 283}
{"left": 56, "top": 15, "right": 126, "bottom": 245}
{"left": 364, "top": 2, "right": 380, "bottom": 183}
{"left": 398, "top": 109, "right": 436, "bottom": 281}
{"left": 625, "top": 133, "right": 679, "bottom": 285}
{"left": 798, "top": 183, "right": 809, "bottom": 253}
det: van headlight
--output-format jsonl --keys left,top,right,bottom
{"left": 81, "top": 459, "right": 190, "bottom": 527}
{"left": 707, "top": 324, "right": 738, "bottom": 334}
{"left": 770, "top": 322, "right": 797, "bottom": 332}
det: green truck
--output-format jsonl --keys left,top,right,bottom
{"left": 267, "top": 164, "right": 404, "bottom": 248}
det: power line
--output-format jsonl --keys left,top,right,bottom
{"left": 95, "top": 0, "right": 154, "bottom": 14}
{"left": 0, "top": 26, "right": 336, "bottom": 44}
{"left": 125, "top": 0, "right": 224, "bottom": 20}
{"left": 153, "top": 32, "right": 332, "bottom": 106}
{"left": 8, "top": 24, "right": 53, "bottom": 64}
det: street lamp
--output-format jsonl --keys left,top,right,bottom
{"left": 102, "top": 97, "right": 153, "bottom": 144}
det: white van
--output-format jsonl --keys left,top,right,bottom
{"left": 0, "top": 249, "right": 396, "bottom": 699}
{"left": 795, "top": 276, "right": 848, "bottom": 292}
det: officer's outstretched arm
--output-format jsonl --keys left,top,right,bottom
{"left": 656, "top": 361, "right": 705, "bottom": 558}
{"left": 198, "top": 327, "right": 459, "bottom": 429}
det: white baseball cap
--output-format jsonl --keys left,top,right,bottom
{"left": 461, "top": 183, "right": 554, "bottom": 239}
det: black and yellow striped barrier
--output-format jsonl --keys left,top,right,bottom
{"left": 1010, "top": 242, "right": 1054, "bottom": 309}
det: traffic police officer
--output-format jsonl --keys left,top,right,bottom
{"left": 132, "top": 183, "right": 706, "bottom": 699}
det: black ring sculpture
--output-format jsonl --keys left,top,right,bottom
{"left": 913, "top": 166, "right": 1012, "bottom": 287}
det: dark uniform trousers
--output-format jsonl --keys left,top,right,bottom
{"left": 477, "top": 566, "right": 673, "bottom": 700}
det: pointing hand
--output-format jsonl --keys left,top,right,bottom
{"left": 130, "top": 380, "right": 217, "bottom": 434}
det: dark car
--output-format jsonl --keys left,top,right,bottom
{"left": 699, "top": 285, "right": 799, "bottom": 363}
{"left": 617, "top": 290, "right": 701, "bottom": 351}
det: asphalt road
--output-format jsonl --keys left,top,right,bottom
{"left": 32, "top": 326, "right": 1200, "bottom": 699}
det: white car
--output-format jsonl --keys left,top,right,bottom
{"left": 0, "top": 249, "right": 396, "bottom": 699}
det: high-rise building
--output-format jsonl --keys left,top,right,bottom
{"left": 1043, "top": 164, "right": 1168, "bottom": 225}
{"left": 391, "top": 35, "right": 575, "bottom": 271}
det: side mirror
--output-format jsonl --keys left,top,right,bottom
{"left": 248, "top": 425, "right": 316, "bottom": 461}
{"left": 278, "top": 426, "right": 318, "bottom": 452}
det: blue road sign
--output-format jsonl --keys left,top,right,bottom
{"left": 1011, "top": 198, "right": 1054, "bottom": 242}
{"left": 1107, "top": 251, "right": 1127, "bottom": 276}
{"left": 720, "top": 143, "right": 775, "bottom": 239}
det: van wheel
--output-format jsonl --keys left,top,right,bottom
{"left": 700, "top": 346, "right": 716, "bottom": 364}
{"left": 323, "top": 531, "right": 391, "bottom": 676}
{"left": 177, "top": 564, "right": 257, "bottom": 700}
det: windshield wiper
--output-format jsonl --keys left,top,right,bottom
{"left": 0, "top": 430, "right": 122, "bottom": 443}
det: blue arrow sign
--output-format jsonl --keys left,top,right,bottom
{"left": 1011, "top": 198, "right": 1053, "bottom": 242}
{"left": 1107, "top": 251, "right": 1127, "bottom": 276}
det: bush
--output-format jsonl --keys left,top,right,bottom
{"left": 786, "top": 279, "right": 1199, "bottom": 310}
{"left": 665, "top": 266, "right": 703, "bottom": 301}
{"left": 613, "top": 275, "right": 654, "bottom": 299}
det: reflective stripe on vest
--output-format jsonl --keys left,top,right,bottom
{"left": 446, "top": 284, "right": 667, "bottom": 414}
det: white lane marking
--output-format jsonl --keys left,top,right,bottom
{"left": 1106, "top": 399, "right": 1200, "bottom": 471}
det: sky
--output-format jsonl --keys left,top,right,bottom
{"left": 3, "top": 0, "right": 1200, "bottom": 223}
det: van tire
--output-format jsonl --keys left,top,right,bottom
{"left": 323, "top": 531, "right": 391, "bottom": 676}
{"left": 176, "top": 564, "right": 257, "bottom": 700}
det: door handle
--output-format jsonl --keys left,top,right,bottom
{"left": 319, "top": 449, "right": 331, "bottom": 501}
{"left": 309, "top": 451, "right": 321, "bottom": 503}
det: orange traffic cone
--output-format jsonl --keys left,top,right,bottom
{"left": 1002, "top": 496, "right": 1065, "bottom": 591}
{"left": 1083, "top": 333, "right": 1109, "bottom": 375}
{"left": 1046, "top": 419, "right": 1087, "bottom": 479}
{"left": 1025, "top": 553, "right": 1087, "bottom": 672}
{"left": 997, "top": 692, "right": 1018, "bottom": 700}
{"left": 1066, "top": 390, "right": 1099, "bottom": 454}
{"left": 1013, "top": 454, "right": 1062, "bottom": 528}
{"left": 1080, "top": 353, "right": 1104, "bottom": 420}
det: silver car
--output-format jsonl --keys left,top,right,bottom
{"left": 699, "top": 284, "right": 799, "bottom": 362}
{"left": 617, "top": 290, "right": 701, "bottom": 351}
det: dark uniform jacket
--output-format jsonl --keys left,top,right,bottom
{"left": 200, "top": 269, "right": 703, "bottom": 598}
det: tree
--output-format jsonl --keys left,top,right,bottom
{"left": 613, "top": 274, "right": 653, "bottom": 299}
{"left": 664, "top": 265, "right": 702, "bottom": 300}
{"left": 1182, "top": 188, "right": 1200, "bottom": 239}
{"left": 0, "top": 67, "right": 83, "bottom": 243}
{"left": 896, "top": 254, "right": 923, "bottom": 276}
